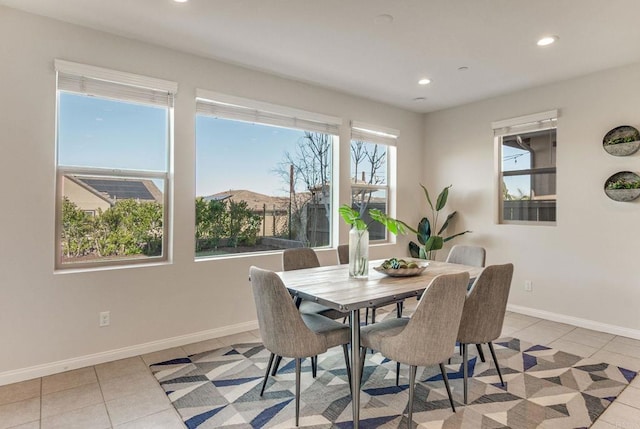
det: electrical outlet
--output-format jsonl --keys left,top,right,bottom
{"left": 524, "top": 280, "right": 533, "bottom": 292}
{"left": 99, "top": 311, "right": 110, "bottom": 327}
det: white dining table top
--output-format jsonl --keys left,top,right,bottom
{"left": 277, "top": 259, "right": 483, "bottom": 312}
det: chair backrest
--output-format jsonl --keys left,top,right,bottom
{"left": 249, "top": 266, "right": 326, "bottom": 358}
{"left": 457, "top": 263, "right": 514, "bottom": 344}
{"left": 379, "top": 272, "right": 469, "bottom": 367}
{"left": 445, "top": 245, "right": 486, "bottom": 267}
{"left": 282, "top": 247, "right": 320, "bottom": 271}
{"left": 336, "top": 244, "right": 349, "bottom": 265}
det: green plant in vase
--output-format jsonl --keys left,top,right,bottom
{"left": 339, "top": 205, "right": 411, "bottom": 278}
{"left": 409, "top": 184, "right": 471, "bottom": 260}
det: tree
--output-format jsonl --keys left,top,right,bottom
{"left": 195, "top": 197, "right": 227, "bottom": 251}
{"left": 350, "top": 140, "right": 368, "bottom": 185}
{"left": 351, "top": 140, "right": 386, "bottom": 216}
{"left": 194, "top": 197, "right": 260, "bottom": 251}
{"left": 61, "top": 198, "right": 164, "bottom": 261}
{"left": 227, "top": 200, "right": 260, "bottom": 247}
{"left": 97, "top": 199, "right": 163, "bottom": 256}
{"left": 61, "top": 197, "right": 92, "bottom": 258}
{"left": 275, "top": 132, "right": 332, "bottom": 246}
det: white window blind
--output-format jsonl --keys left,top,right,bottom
{"left": 55, "top": 59, "right": 176, "bottom": 107}
{"left": 492, "top": 110, "right": 558, "bottom": 136}
{"left": 350, "top": 120, "right": 399, "bottom": 146}
{"left": 196, "top": 90, "right": 341, "bottom": 135}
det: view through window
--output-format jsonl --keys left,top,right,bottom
{"left": 195, "top": 109, "right": 335, "bottom": 257}
{"left": 499, "top": 125, "right": 557, "bottom": 223}
{"left": 349, "top": 140, "right": 389, "bottom": 240}
{"left": 56, "top": 65, "right": 172, "bottom": 268}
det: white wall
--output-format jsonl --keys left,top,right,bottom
{"left": 423, "top": 63, "right": 640, "bottom": 336}
{"left": 0, "top": 7, "right": 424, "bottom": 384}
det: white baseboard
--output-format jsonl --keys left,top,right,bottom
{"left": 507, "top": 304, "right": 640, "bottom": 340}
{"left": 0, "top": 320, "right": 259, "bottom": 387}
{"left": 4, "top": 308, "right": 639, "bottom": 387}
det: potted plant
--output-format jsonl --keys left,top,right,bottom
{"left": 604, "top": 173, "right": 640, "bottom": 202}
{"left": 602, "top": 126, "right": 640, "bottom": 156}
{"left": 339, "top": 205, "right": 411, "bottom": 278}
{"left": 409, "top": 184, "right": 471, "bottom": 260}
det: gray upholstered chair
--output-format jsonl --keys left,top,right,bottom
{"left": 283, "top": 247, "right": 344, "bottom": 320}
{"left": 272, "top": 247, "right": 345, "bottom": 377}
{"left": 457, "top": 263, "right": 514, "bottom": 404}
{"left": 445, "top": 244, "right": 488, "bottom": 360}
{"left": 283, "top": 247, "right": 321, "bottom": 271}
{"left": 249, "top": 266, "right": 351, "bottom": 427}
{"left": 445, "top": 244, "right": 486, "bottom": 268}
{"left": 360, "top": 272, "right": 470, "bottom": 426}
{"left": 336, "top": 244, "right": 349, "bottom": 265}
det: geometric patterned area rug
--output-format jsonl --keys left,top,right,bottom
{"left": 150, "top": 337, "right": 637, "bottom": 428}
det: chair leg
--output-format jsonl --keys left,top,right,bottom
{"left": 462, "top": 343, "right": 469, "bottom": 405}
{"left": 439, "top": 362, "right": 455, "bottom": 412}
{"left": 260, "top": 352, "right": 275, "bottom": 396}
{"left": 476, "top": 343, "right": 486, "bottom": 362}
{"left": 271, "top": 355, "right": 282, "bottom": 376}
{"left": 407, "top": 365, "right": 417, "bottom": 428}
{"left": 396, "top": 362, "right": 400, "bottom": 386}
{"left": 488, "top": 342, "right": 504, "bottom": 386}
{"left": 295, "top": 358, "right": 301, "bottom": 427}
{"left": 365, "top": 308, "right": 369, "bottom": 325}
{"left": 311, "top": 356, "right": 317, "bottom": 378}
{"left": 396, "top": 301, "right": 403, "bottom": 317}
{"left": 342, "top": 344, "right": 352, "bottom": 395}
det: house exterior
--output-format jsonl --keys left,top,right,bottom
{"left": 63, "top": 175, "right": 163, "bottom": 215}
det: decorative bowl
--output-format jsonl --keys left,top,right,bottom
{"left": 374, "top": 263, "right": 428, "bottom": 277}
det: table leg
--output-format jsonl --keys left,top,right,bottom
{"left": 350, "top": 308, "right": 361, "bottom": 428}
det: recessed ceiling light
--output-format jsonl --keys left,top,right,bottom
{"left": 537, "top": 35, "right": 558, "bottom": 46}
{"left": 173, "top": 0, "right": 188, "bottom": 3}
{"left": 413, "top": 97, "right": 426, "bottom": 102}
{"left": 374, "top": 14, "right": 394, "bottom": 24}
{"left": 418, "top": 78, "right": 431, "bottom": 85}
{"left": 457, "top": 66, "right": 469, "bottom": 72}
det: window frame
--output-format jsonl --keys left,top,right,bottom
{"left": 54, "top": 60, "right": 175, "bottom": 270}
{"left": 493, "top": 110, "right": 558, "bottom": 225}
{"left": 349, "top": 121, "right": 398, "bottom": 242}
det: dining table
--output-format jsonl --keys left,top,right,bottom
{"left": 276, "top": 258, "right": 484, "bottom": 428}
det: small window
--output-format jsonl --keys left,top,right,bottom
{"left": 350, "top": 121, "right": 398, "bottom": 240}
{"left": 494, "top": 110, "right": 557, "bottom": 224}
{"left": 195, "top": 91, "right": 341, "bottom": 257}
{"left": 55, "top": 60, "right": 175, "bottom": 269}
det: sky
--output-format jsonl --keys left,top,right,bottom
{"left": 58, "top": 93, "right": 167, "bottom": 171}
{"left": 57, "top": 93, "right": 314, "bottom": 198}
{"left": 59, "top": 92, "right": 531, "bottom": 201}
{"left": 195, "top": 116, "right": 308, "bottom": 197}
{"left": 502, "top": 144, "right": 531, "bottom": 197}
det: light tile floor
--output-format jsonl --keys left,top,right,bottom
{"left": 1, "top": 311, "right": 639, "bottom": 429}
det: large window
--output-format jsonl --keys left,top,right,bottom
{"left": 55, "top": 60, "right": 175, "bottom": 269}
{"left": 350, "top": 121, "right": 397, "bottom": 241}
{"left": 195, "top": 91, "right": 341, "bottom": 257}
{"left": 494, "top": 110, "right": 557, "bottom": 224}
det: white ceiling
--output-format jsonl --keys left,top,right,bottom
{"left": 4, "top": 0, "right": 640, "bottom": 113}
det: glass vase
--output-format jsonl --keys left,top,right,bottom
{"left": 349, "top": 227, "right": 369, "bottom": 278}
